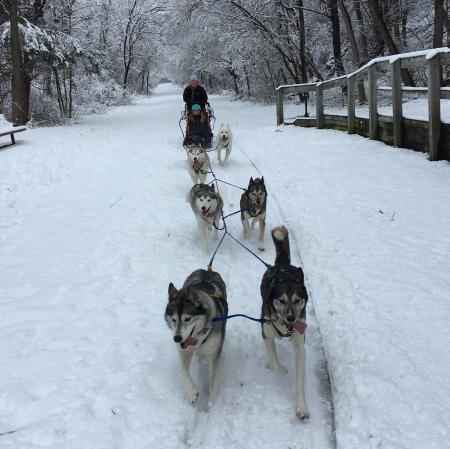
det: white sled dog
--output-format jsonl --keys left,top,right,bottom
{"left": 188, "top": 183, "right": 223, "bottom": 253}
{"left": 165, "top": 269, "right": 228, "bottom": 405}
{"left": 215, "top": 123, "right": 233, "bottom": 165}
{"left": 260, "top": 226, "right": 310, "bottom": 420}
{"left": 186, "top": 138, "right": 210, "bottom": 185}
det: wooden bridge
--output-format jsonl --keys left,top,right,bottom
{"left": 276, "top": 48, "right": 450, "bottom": 162}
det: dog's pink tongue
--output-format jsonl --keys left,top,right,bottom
{"left": 185, "top": 336, "right": 198, "bottom": 346}
{"left": 294, "top": 321, "right": 307, "bottom": 334}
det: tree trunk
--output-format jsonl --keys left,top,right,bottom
{"left": 228, "top": 67, "right": 240, "bottom": 95}
{"left": 368, "top": 0, "right": 415, "bottom": 86}
{"left": 338, "top": 0, "right": 366, "bottom": 103}
{"left": 297, "top": 0, "right": 309, "bottom": 116}
{"left": 433, "top": 0, "right": 445, "bottom": 48}
{"left": 329, "top": 0, "right": 345, "bottom": 76}
{"left": 352, "top": 0, "right": 369, "bottom": 63}
{"left": 9, "top": 0, "right": 29, "bottom": 125}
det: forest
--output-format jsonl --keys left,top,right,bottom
{"left": 0, "top": 0, "right": 448, "bottom": 125}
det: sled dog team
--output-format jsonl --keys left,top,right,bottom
{"left": 165, "top": 121, "right": 310, "bottom": 421}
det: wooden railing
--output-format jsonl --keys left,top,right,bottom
{"left": 276, "top": 48, "right": 450, "bottom": 161}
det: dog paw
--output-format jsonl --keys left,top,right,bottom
{"left": 267, "top": 363, "right": 288, "bottom": 375}
{"left": 258, "top": 245, "right": 265, "bottom": 252}
{"left": 296, "top": 408, "right": 310, "bottom": 421}
{"left": 187, "top": 386, "right": 199, "bottom": 404}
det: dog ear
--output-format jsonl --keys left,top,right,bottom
{"left": 211, "top": 183, "right": 215, "bottom": 191}
{"left": 189, "top": 289, "right": 202, "bottom": 305}
{"left": 248, "top": 177, "right": 254, "bottom": 188}
{"left": 168, "top": 282, "right": 178, "bottom": 300}
{"left": 261, "top": 176, "right": 265, "bottom": 184}
{"left": 296, "top": 267, "right": 305, "bottom": 283}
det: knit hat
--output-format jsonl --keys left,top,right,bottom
{"left": 192, "top": 104, "right": 201, "bottom": 111}
{"left": 190, "top": 74, "right": 198, "bottom": 81}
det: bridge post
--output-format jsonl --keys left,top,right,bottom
{"left": 368, "top": 65, "right": 378, "bottom": 139}
{"left": 428, "top": 54, "right": 441, "bottom": 161}
{"left": 276, "top": 88, "right": 284, "bottom": 125}
{"left": 316, "top": 84, "right": 324, "bottom": 129}
{"left": 391, "top": 60, "right": 403, "bottom": 147}
{"left": 347, "top": 76, "right": 356, "bottom": 134}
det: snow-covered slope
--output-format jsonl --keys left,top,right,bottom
{"left": 1, "top": 83, "right": 449, "bottom": 449}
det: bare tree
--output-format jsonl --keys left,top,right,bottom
{"left": 8, "top": 0, "right": 28, "bottom": 124}
{"left": 337, "top": 0, "right": 366, "bottom": 102}
{"left": 367, "top": 0, "right": 415, "bottom": 86}
{"left": 433, "top": 0, "right": 445, "bottom": 48}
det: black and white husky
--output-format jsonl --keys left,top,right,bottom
{"left": 165, "top": 269, "right": 228, "bottom": 405}
{"left": 260, "top": 226, "right": 310, "bottom": 420}
{"left": 188, "top": 183, "right": 223, "bottom": 253}
{"left": 214, "top": 123, "right": 233, "bottom": 165}
{"left": 186, "top": 140, "right": 210, "bottom": 184}
{"left": 240, "top": 177, "right": 267, "bottom": 251}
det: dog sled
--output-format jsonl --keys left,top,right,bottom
{"left": 180, "top": 103, "right": 215, "bottom": 148}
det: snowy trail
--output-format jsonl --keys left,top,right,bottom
{"left": 2, "top": 83, "right": 449, "bottom": 449}
{"left": 0, "top": 84, "right": 334, "bottom": 449}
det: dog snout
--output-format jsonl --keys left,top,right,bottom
{"left": 286, "top": 315, "right": 295, "bottom": 323}
{"left": 174, "top": 335, "right": 182, "bottom": 343}
{"left": 201, "top": 206, "right": 206, "bottom": 211}
{"left": 194, "top": 157, "right": 198, "bottom": 162}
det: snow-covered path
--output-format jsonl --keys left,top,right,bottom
{"left": 2, "top": 83, "right": 450, "bottom": 449}
{"left": 0, "top": 84, "right": 334, "bottom": 449}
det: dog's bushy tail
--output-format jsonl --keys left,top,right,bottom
{"left": 272, "top": 226, "right": 291, "bottom": 266}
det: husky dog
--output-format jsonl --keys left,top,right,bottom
{"left": 260, "top": 226, "right": 309, "bottom": 420}
{"left": 186, "top": 138, "right": 210, "bottom": 184}
{"left": 215, "top": 123, "right": 233, "bottom": 165}
{"left": 240, "top": 177, "right": 267, "bottom": 251}
{"left": 188, "top": 183, "right": 223, "bottom": 253}
{"left": 165, "top": 269, "right": 228, "bottom": 405}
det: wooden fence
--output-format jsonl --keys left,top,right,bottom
{"left": 276, "top": 48, "right": 450, "bottom": 161}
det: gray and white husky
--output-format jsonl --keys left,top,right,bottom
{"left": 215, "top": 123, "right": 233, "bottom": 165}
{"left": 260, "top": 226, "right": 309, "bottom": 420}
{"left": 186, "top": 140, "right": 210, "bottom": 184}
{"left": 165, "top": 269, "right": 228, "bottom": 405}
{"left": 240, "top": 177, "right": 267, "bottom": 251}
{"left": 188, "top": 183, "right": 223, "bottom": 253}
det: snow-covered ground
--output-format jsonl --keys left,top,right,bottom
{"left": 0, "top": 84, "right": 333, "bottom": 449}
{"left": 1, "top": 84, "right": 450, "bottom": 449}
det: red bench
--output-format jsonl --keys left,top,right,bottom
{"left": 0, "top": 127, "right": 26, "bottom": 147}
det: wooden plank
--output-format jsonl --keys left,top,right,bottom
{"left": 276, "top": 88, "right": 284, "bottom": 125}
{"left": 391, "top": 59, "right": 403, "bottom": 147}
{"left": 0, "top": 127, "right": 26, "bottom": 138}
{"left": 378, "top": 86, "right": 450, "bottom": 100}
{"left": 428, "top": 54, "right": 441, "bottom": 161}
{"left": 316, "top": 85, "right": 324, "bottom": 129}
{"left": 318, "top": 76, "right": 348, "bottom": 90}
{"left": 368, "top": 65, "right": 378, "bottom": 139}
{"left": 279, "top": 84, "right": 318, "bottom": 94}
{"left": 347, "top": 76, "right": 356, "bottom": 134}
